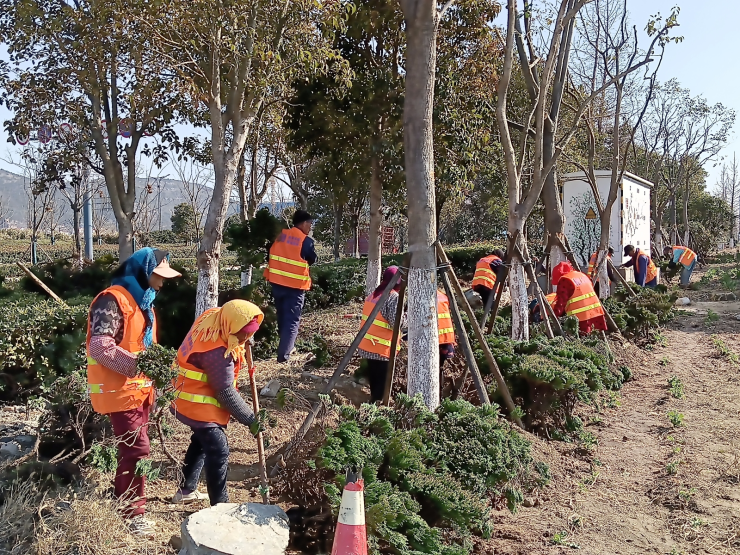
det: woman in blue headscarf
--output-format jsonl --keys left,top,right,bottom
{"left": 86, "top": 248, "right": 181, "bottom": 536}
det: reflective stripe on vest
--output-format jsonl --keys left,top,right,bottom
{"left": 173, "top": 390, "right": 221, "bottom": 408}
{"left": 361, "top": 315, "right": 393, "bottom": 330}
{"left": 88, "top": 378, "right": 152, "bottom": 395}
{"left": 363, "top": 333, "right": 393, "bottom": 347}
{"left": 636, "top": 250, "right": 657, "bottom": 283}
{"left": 267, "top": 255, "right": 310, "bottom": 281}
{"left": 177, "top": 367, "right": 237, "bottom": 387}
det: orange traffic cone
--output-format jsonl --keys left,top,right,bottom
{"left": 331, "top": 476, "right": 367, "bottom": 555}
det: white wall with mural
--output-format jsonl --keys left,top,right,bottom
{"left": 562, "top": 171, "right": 652, "bottom": 269}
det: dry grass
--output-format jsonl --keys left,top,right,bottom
{"left": 34, "top": 488, "right": 164, "bottom": 555}
{"left": 0, "top": 480, "right": 39, "bottom": 554}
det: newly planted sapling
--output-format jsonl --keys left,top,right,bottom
{"left": 136, "top": 343, "right": 178, "bottom": 462}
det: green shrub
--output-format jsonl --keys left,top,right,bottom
{"left": 0, "top": 295, "right": 89, "bottom": 401}
{"left": 317, "top": 395, "right": 536, "bottom": 555}
{"left": 475, "top": 334, "right": 622, "bottom": 432}
{"left": 88, "top": 442, "right": 118, "bottom": 473}
{"left": 603, "top": 284, "right": 677, "bottom": 337}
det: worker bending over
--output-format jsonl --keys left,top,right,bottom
{"left": 171, "top": 300, "right": 263, "bottom": 506}
{"left": 357, "top": 267, "right": 406, "bottom": 402}
{"left": 621, "top": 245, "right": 658, "bottom": 288}
{"left": 551, "top": 261, "right": 607, "bottom": 335}
{"left": 86, "top": 248, "right": 181, "bottom": 536}
{"left": 664, "top": 245, "right": 696, "bottom": 288}
{"left": 437, "top": 290, "right": 456, "bottom": 400}
{"left": 472, "top": 249, "right": 505, "bottom": 306}
{"left": 264, "top": 210, "right": 317, "bottom": 363}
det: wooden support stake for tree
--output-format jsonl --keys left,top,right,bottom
{"left": 269, "top": 268, "right": 404, "bottom": 477}
{"left": 382, "top": 255, "right": 411, "bottom": 406}
{"left": 607, "top": 258, "right": 637, "bottom": 298}
{"left": 436, "top": 243, "right": 523, "bottom": 428}
{"left": 439, "top": 265, "right": 490, "bottom": 405}
{"left": 479, "top": 279, "right": 496, "bottom": 329}
{"left": 16, "top": 261, "right": 64, "bottom": 304}
{"left": 245, "top": 344, "right": 269, "bottom": 504}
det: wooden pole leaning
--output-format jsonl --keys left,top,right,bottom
{"left": 269, "top": 269, "right": 404, "bottom": 477}
{"left": 382, "top": 255, "right": 411, "bottom": 406}
{"left": 16, "top": 261, "right": 64, "bottom": 304}
{"left": 245, "top": 344, "right": 269, "bottom": 504}
{"left": 607, "top": 258, "right": 637, "bottom": 298}
{"left": 435, "top": 243, "right": 523, "bottom": 429}
{"left": 439, "top": 264, "right": 490, "bottom": 405}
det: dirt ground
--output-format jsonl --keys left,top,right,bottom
{"left": 8, "top": 262, "right": 740, "bottom": 554}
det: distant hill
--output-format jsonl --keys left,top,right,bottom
{"left": 0, "top": 167, "right": 293, "bottom": 231}
{"left": 0, "top": 168, "right": 197, "bottom": 231}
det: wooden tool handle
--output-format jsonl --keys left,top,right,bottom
{"left": 246, "top": 344, "right": 270, "bottom": 504}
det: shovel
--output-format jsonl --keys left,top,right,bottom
{"left": 246, "top": 344, "right": 270, "bottom": 504}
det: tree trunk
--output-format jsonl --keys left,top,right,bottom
{"left": 400, "top": 0, "right": 439, "bottom": 409}
{"left": 366, "top": 153, "right": 383, "bottom": 295}
{"left": 237, "top": 149, "right": 248, "bottom": 221}
{"left": 682, "top": 177, "right": 691, "bottom": 246}
{"left": 543, "top": 123, "right": 568, "bottom": 288}
{"left": 333, "top": 200, "right": 342, "bottom": 261}
{"left": 670, "top": 191, "right": 677, "bottom": 245}
{"left": 72, "top": 206, "right": 82, "bottom": 260}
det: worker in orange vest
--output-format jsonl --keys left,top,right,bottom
{"left": 264, "top": 210, "right": 317, "bottom": 363}
{"left": 437, "top": 290, "right": 457, "bottom": 399}
{"left": 551, "top": 261, "right": 607, "bottom": 335}
{"left": 587, "top": 247, "right": 615, "bottom": 296}
{"left": 664, "top": 245, "right": 697, "bottom": 288}
{"left": 357, "top": 266, "right": 406, "bottom": 402}
{"left": 86, "top": 248, "right": 181, "bottom": 536}
{"left": 622, "top": 245, "right": 658, "bottom": 288}
{"left": 171, "top": 300, "right": 264, "bottom": 507}
{"left": 530, "top": 292, "right": 557, "bottom": 323}
{"left": 472, "top": 249, "right": 505, "bottom": 306}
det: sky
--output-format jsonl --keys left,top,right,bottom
{"left": 0, "top": 1, "right": 738, "bottom": 191}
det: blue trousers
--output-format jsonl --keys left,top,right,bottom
{"left": 181, "top": 426, "right": 229, "bottom": 505}
{"left": 680, "top": 260, "right": 696, "bottom": 286}
{"left": 271, "top": 283, "right": 306, "bottom": 362}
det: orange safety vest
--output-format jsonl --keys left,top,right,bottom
{"left": 171, "top": 308, "right": 242, "bottom": 426}
{"left": 672, "top": 246, "right": 696, "bottom": 267}
{"left": 587, "top": 252, "right": 612, "bottom": 278}
{"left": 545, "top": 292, "right": 557, "bottom": 306}
{"left": 359, "top": 292, "right": 400, "bottom": 359}
{"left": 86, "top": 286, "right": 155, "bottom": 414}
{"left": 559, "top": 271, "right": 605, "bottom": 322}
{"left": 635, "top": 249, "right": 658, "bottom": 283}
{"left": 263, "top": 227, "right": 311, "bottom": 290}
{"left": 437, "top": 291, "right": 456, "bottom": 345}
{"left": 472, "top": 255, "right": 501, "bottom": 289}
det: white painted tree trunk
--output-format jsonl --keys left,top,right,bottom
{"left": 399, "top": 0, "right": 439, "bottom": 409}
{"left": 241, "top": 266, "right": 253, "bottom": 287}
{"left": 509, "top": 260, "right": 529, "bottom": 341}
{"left": 548, "top": 242, "right": 568, "bottom": 292}
{"left": 406, "top": 267, "right": 439, "bottom": 409}
{"left": 366, "top": 155, "right": 383, "bottom": 296}
{"left": 596, "top": 250, "right": 610, "bottom": 299}
{"left": 196, "top": 262, "right": 219, "bottom": 316}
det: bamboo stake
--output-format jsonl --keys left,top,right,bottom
{"left": 245, "top": 344, "right": 269, "bottom": 504}
{"left": 269, "top": 269, "right": 404, "bottom": 476}
{"left": 382, "top": 255, "right": 411, "bottom": 406}
{"left": 486, "top": 231, "right": 518, "bottom": 334}
{"left": 439, "top": 266, "right": 490, "bottom": 405}
{"left": 436, "top": 243, "right": 523, "bottom": 428}
{"left": 16, "top": 261, "right": 64, "bottom": 303}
